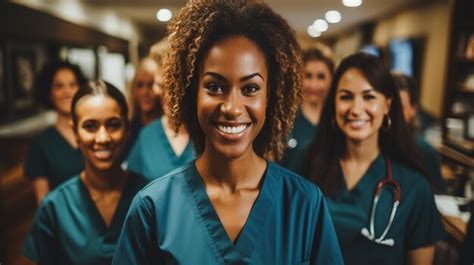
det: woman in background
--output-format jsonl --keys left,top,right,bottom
{"left": 24, "top": 61, "right": 86, "bottom": 204}
{"left": 126, "top": 42, "right": 195, "bottom": 181}
{"left": 23, "top": 81, "right": 147, "bottom": 265}
{"left": 113, "top": 1, "right": 342, "bottom": 264}
{"left": 304, "top": 52, "right": 444, "bottom": 265}
{"left": 127, "top": 57, "right": 164, "bottom": 150}
{"left": 281, "top": 48, "right": 334, "bottom": 174}
{"left": 392, "top": 72, "right": 446, "bottom": 193}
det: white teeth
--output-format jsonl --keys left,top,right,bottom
{"left": 348, "top": 120, "right": 367, "bottom": 126}
{"left": 217, "top": 124, "right": 247, "bottom": 134}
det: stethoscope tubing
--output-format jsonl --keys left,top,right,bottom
{"left": 360, "top": 157, "right": 401, "bottom": 247}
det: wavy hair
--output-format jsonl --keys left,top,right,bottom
{"left": 163, "top": 0, "right": 302, "bottom": 160}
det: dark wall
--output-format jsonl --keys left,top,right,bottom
{"left": 0, "top": 2, "right": 129, "bottom": 54}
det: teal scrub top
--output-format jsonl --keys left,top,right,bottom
{"left": 327, "top": 154, "right": 444, "bottom": 265}
{"left": 127, "top": 118, "right": 195, "bottom": 181}
{"left": 24, "top": 127, "right": 84, "bottom": 188}
{"left": 416, "top": 135, "right": 446, "bottom": 192}
{"left": 112, "top": 161, "right": 344, "bottom": 265}
{"left": 23, "top": 172, "right": 148, "bottom": 265}
{"left": 280, "top": 110, "right": 318, "bottom": 174}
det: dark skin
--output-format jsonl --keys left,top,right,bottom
{"left": 195, "top": 35, "right": 268, "bottom": 243}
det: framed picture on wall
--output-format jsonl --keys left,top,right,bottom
{"left": 0, "top": 44, "right": 5, "bottom": 105}
{"left": 9, "top": 46, "right": 36, "bottom": 111}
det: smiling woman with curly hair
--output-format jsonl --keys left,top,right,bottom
{"left": 113, "top": 1, "right": 343, "bottom": 264}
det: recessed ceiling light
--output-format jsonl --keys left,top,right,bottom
{"left": 313, "top": 19, "right": 328, "bottom": 32}
{"left": 307, "top": 25, "right": 321, "bottom": 38}
{"left": 325, "top": 10, "right": 342, "bottom": 23}
{"left": 156, "top": 8, "right": 172, "bottom": 22}
{"left": 342, "top": 0, "right": 362, "bottom": 7}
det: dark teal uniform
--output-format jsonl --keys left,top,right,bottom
{"left": 127, "top": 118, "right": 195, "bottom": 181}
{"left": 112, "top": 161, "right": 344, "bottom": 265}
{"left": 416, "top": 135, "right": 446, "bottom": 192}
{"left": 23, "top": 173, "right": 148, "bottom": 265}
{"left": 24, "top": 127, "right": 84, "bottom": 189}
{"left": 327, "top": 154, "right": 444, "bottom": 265}
{"left": 281, "top": 110, "right": 318, "bottom": 174}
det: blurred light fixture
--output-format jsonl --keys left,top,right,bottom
{"left": 156, "top": 8, "right": 172, "bottom": 22}
{"left": 342, "top": 0, "right": 362, "bottom": 7}
{"left": 307, "top": 25, "right": 321, "bottom": 38}
{"left": 313, "top": 19, "right": 328, "bottom": 32}
{"left": 325, "top": 10, "right": 342, "bottom": 23}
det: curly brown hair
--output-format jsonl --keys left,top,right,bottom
{"left": 163, "top": 0, "right": 302, "bottom": 161}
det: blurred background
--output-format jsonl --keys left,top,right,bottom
{"left": 0, "top": 0, "right": 473, "bottom": 264}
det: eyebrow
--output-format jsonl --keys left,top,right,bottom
{"left": 203, "top": 72, "right": 264, "bottom": 82}
{"left": 338, "top": 88, "right": 375, "bottom": 93}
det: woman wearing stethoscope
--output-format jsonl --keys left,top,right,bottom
{"left": 303, "top": 52, "right": 444, "bottom": 265}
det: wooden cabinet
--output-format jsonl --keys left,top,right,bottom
{"left": 443, "top": 0, "right": 474, "bottom": 157}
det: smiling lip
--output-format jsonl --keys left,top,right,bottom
{"left": 346, "top": 119, "right": 369, "bottom": 129}
{"left": 93, "top": 149, "right": 113, "bottom": 160}
{"left": 213, "top": 121, "right": 251, "bottom": 140}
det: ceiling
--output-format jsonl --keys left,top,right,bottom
{"left": 84, "top": 0, "right": 436, "bottom": 38}
{"left": 15, "top": 0, "right": 438, "bottom": 42}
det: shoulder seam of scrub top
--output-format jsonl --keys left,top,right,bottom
{"left": 137, "top": 161, "right": 196, "bottom": 193}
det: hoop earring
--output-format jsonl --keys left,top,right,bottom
{"left": 382, "top": 115, "right": 392, "bottom": 131}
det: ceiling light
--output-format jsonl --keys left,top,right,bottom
{"left": 156, "top": 9, "right": 172, "bottom": 22}
{"left": 312, "top": 19, "right": 328, "bottom": 32}
{"left": 325, "top": 10, "right": 342, "bottom": 23}
{"left": 342, "top": 0, "right": 362, "bottom": 7}
{"left": 307, "top": 25, "right": 321, "bottom": 38}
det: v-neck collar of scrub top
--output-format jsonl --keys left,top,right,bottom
{"left": 340, "top": 154, "right": 385, "bottom": 194}
{"left": 77, "top": 173, "right": 138, "bottom": 232}
{"left": 51, "top": 126, "right": 80, "bottom": 151}
{"left": 157, "top": 118, "right": 194, "bottom": 160}
{"left": 185, "top": 161, "right": 279, "bottom": 263}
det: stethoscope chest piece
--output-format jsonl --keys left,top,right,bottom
{"left": 360, "top": 158, "right": 401, "bottom": 247}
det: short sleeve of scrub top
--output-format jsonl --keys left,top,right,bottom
{"left": 24, "top": 127, "right": 84, "bottom": 188}
{"left": 416, "top": 135, "right": 446, "bottom": 193}
{"left": 127, "top": 118, "right": 195, "bottom": 181}
{"left": 112, "top": 161, "right": 344, "bottom": 265}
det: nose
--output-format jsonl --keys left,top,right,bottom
{"left": 349, "top": 96, "right": 364, "bottom": 116}
{"left": 95, "top": 126, "right": 111, "bottom": 144}
{"left": 220, "top": 90, "right": 244, "bottom": 119}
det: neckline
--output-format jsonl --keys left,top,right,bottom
{"left": 51, "top": 126, "right": 79, "bottom": 150}
{"left": 340, "top": 154, "right": 385, "bottom": 193}
{"left": 157, "top": 118, "right": 192, "bottom": 159}
{"left": 78, "top": 173, "right": 134, "bottom": 231}
{"left": 185, "top": 161, "right": 279, "bottom": 262}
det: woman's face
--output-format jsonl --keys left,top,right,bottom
{"left": 335, "top": 68, "right": 391, "bottom": 144}
{"left": 50, "top": 68, "right": 79, "bottom": 115}
{"left": 303, "top": 60, "right": 332, "bottom": 106}
{"left": 197, "top": 35, "right": 268, "bottom": 159}
{"left": 134, "top": 70, "right": 161, "bottom": 114}
{"left": 74, "top": 95, "right": 127, "bottom": 172}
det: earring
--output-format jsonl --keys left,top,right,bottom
{"left": 382, "top": 115, "right": 392, "bottom": 131}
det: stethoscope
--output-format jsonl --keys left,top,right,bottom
{"left": 360, "top": 158, "right": 401, "bottom": 247}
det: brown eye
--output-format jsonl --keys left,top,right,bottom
{"left": 317, "top": 73, "right": 326, "bottom": 80}
{"left": 105, "top": 118, "right": 123, "bottom": 132}
{"left": 206, "top": 83, "right": 223, "bottom": 94}
{"left": 82, "top": 120, "right": 99, "bottom": 132}
{"left": 242, "top": 84, "right": 259, "bottom": 95}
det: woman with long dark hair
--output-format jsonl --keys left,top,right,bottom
{"left": 304, "top": 52, "right": 444, "bottom": 265}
